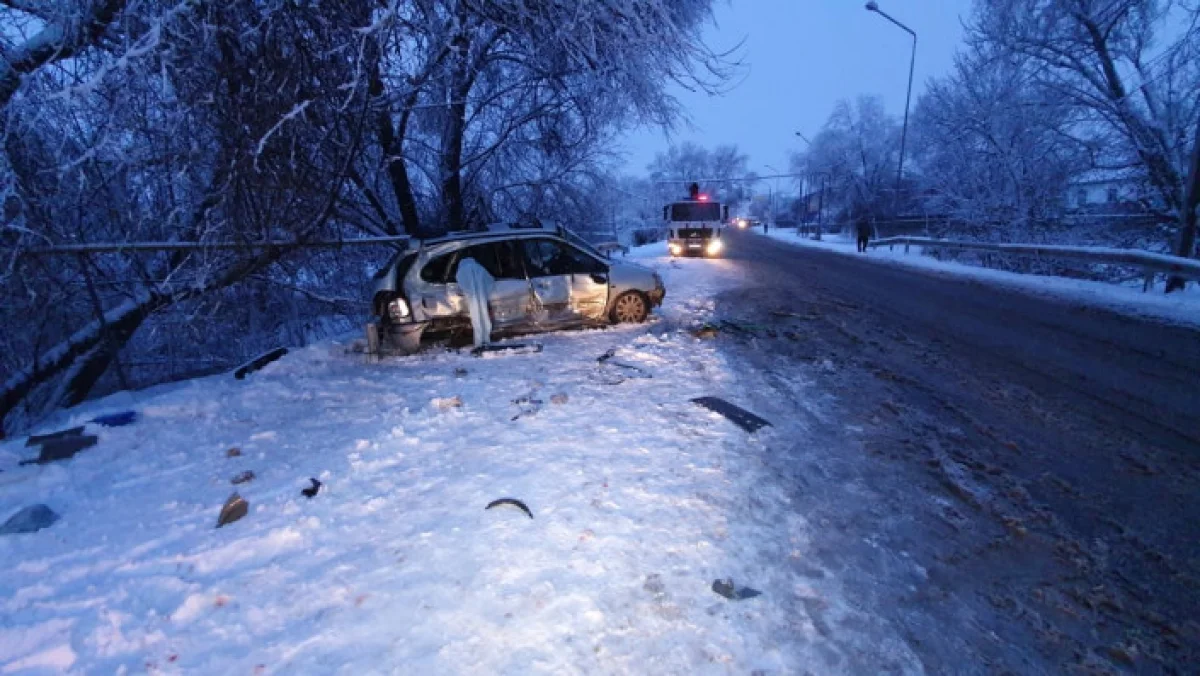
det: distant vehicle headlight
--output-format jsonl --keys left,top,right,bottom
{"left": 706, "top": 239, "right": 723, "bottom": 255}
{"left": 669, "top": 243, "right": 683, "bottom": 255}
{"left": 387, "top": 297, "right": 410, "bottom": 321}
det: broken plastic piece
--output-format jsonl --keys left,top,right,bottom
{"left": 301, "top": 478, "right": 322, "bottom": 499}
{"left": 471, "top": 343, "right": 543, "bottom": 357}
{"left": 485, "top": 498, "right": 533, "bottom": 519}
{"left": 91, "top": 411, "right": 138, "bottom": 427}
{"left": 25, "top": 426, "right": 85, "bottom": 447}
{"left": 20, "top": 435, "right": 99, "bottom": 465}
{"left": 216, "top": 493, "right": 249, "bottom": 528}
{"left": 231, "top": 470, "right": 255, "bottom": 485}
{"left": 691, "top": 396, "right": 772, "bottom": 433}
{"left": 510, "top": 395, "right": 544, "bottom": 421}
{"left": 0, "top": 504, "right": 60, "bottom": 534}
{"left": 433, "top": 396, "right": 463, "bottom": 410}
{"left": 597, "top": 349, "right": 652, "bottom": 379}
{"left": 711, "top": 578, "right": 762, "bottom": 600}
{"left": 234, "top": 347, "right": 288, "bottom": 380}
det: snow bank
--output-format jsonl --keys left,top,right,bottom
{"left": 764, "top": 229, "right": 1200, "bottom": 327}
{"left": 0, "top": 250, "right": 833, "bottom": 674}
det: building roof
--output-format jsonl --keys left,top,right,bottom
{"left": 1070, "top": 167, "right": 1141, "bottom": 186}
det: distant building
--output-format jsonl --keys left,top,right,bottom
{"left": 1066, "top": 168, "right": 1142, "bottom": 212}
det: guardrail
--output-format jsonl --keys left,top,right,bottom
{"left": 869, "top": 236, "right": 1200, "bottom": 291}
{"left": 594, "top": 241, "right": 630, "bottom": 257}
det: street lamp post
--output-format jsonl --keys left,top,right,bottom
{"left": 865, "top": 1, "right": 916, "bottom": 193}
{"left": 794, "top": 131, "right": 825, "bottom": 240}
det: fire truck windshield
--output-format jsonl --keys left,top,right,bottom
{"left": 669, "top": 202, "right": 722, "bottom": 222}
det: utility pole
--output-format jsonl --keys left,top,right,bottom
{"left": 817, "top": 174, "right": 826, "bottom": 240}
{"left": 794, "top": 132, "right": 826, "bottom": 240}
{"left": 866, "top": 1, "right": 917, "bottom": 193}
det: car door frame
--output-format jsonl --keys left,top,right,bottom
{"left": 518, "top": 236, "right": 611, "bottom": 325}
{"left": 406, "top": 240, "right": 533, "bottom": 331}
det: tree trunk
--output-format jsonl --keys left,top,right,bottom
{"left": 441, "top": 29, "right": 472, "bottom": 232}
{"left": 1081, "top": 14, "right": 1183, "bottom": 217}
{"left": 442, "top": 95, "right": 467, "bottom": 230}
{"left": 1166, "top": 114, "right": 1200, "bottom": 293}
{"left": 56, "top": 300, "right": 154, "bottom": 407}
{"left": 370, "top": 61, "right": 423, "bottom": 237}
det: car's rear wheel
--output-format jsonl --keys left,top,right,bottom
{"left": 610, "top": 291, "right": 649, "bottom": 324}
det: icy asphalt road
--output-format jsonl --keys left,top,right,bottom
{"left": 711, "top": 229, "right": 1200, "bottom": 673}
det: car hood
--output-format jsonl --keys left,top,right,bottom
{"left": 607, "top": 259, "right": 658, "bottom": 289}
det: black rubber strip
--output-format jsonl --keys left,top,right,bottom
{"left": 485, "top": 497, "right": 533, "bottom": 519}
{"left": 691, "top": 396, "right": 772, "bottom": 433}
{"left": 234, "top": 347, "right": 288, "bottom": 380}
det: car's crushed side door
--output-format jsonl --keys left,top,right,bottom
{"left": 521, "top": 237, "right": 609, "bottom": 323}
{"left": 479, "top": 241, "right": 531, "bottom": 329}
{"left": 408, "top": 241, "right": 531, "bottom": 330}
{"left": 520, "top": 238, "right": 575, "bottom": 326}
{"left": 564, "top": 250, "right": 609, "bottom": 322}
{"left": 409, "top": 249, "right": 464, "bottom": 320}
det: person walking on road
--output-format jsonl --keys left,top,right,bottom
{"left": 855, "top": 214, "right": 872, "bottom": 252}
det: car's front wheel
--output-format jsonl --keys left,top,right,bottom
{"left": 610, "top": 291, "right": 649, "bottom": 324}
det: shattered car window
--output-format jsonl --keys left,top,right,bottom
{"left": 447, "top": 242, "right": 525, "bottom": 281}
{"left": 522, "top": 239, "right": 600, "bottom": 277}
{"left": 421, "top": 252, "right": 457, "bottom": 283}
{"left": 491, "top": 241, "right": 525, "bottom": 279}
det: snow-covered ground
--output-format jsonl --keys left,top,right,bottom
{"left": 0, "top": 246, "right": 860, "bottom": 674}
{"left": 761, "top": 228, "right": 1200, "bottom": 327}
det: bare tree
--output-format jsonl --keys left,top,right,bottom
{"left": 1, "top": 0, "right": 374, "bottom": 433}
{"left": 790, "top": 96, "right": 902, "bottom": 223}
{"left": 355, "top": 0, "right": 731, "bottom": 237}
{"left": 970, "top": 0, "right": 1200, "bottom": 289}
{"left": 647, "top": 142, "right": 753, "bottom": 204}
{"left": 0, "top": 0, "right": 731, "bottom": 435}
{"left": 912, "top": 48, "right": 1086, "bottom": 239}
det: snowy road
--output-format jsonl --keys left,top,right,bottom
{"left": 3, "top": 233, "right": 1199, "bottom": 674}
{"left": 710, "top": 229, "right": 1200, "bottom": 673}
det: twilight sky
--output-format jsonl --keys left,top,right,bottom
{"left": 617, "top": 0, "right": 974, "bottom": 177}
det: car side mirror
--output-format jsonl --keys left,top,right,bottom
{"left": 590, "top": 272, "right": 608, "bottom": 285}
{"left": 722, "top": 205, "right": 729, "bottom": 220}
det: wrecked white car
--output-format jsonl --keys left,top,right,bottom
{"left": 369, "top": 221, "right": 665, "bottom": 353}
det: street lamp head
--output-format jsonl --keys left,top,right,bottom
{"left": 865, "top": 1, "right": 879, "bottom": 11}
